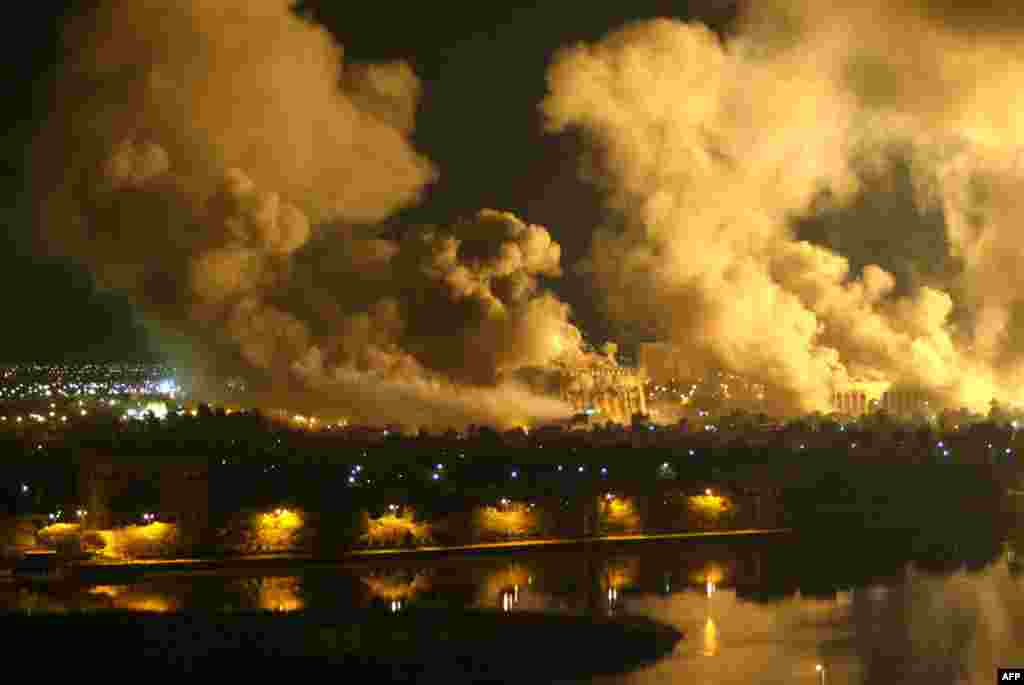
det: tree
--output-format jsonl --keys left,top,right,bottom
{"left": 862, "top": 409, "right": 895, "bottom": 432}
{"left": 785, "top": 418, "right": 811, "bottom": 433}
{"left": 916, "top": 424, "right": 935, "bottom": 447}
{"left": 819, "top": 417, "right": 842, "bottom": 433}
{"left": 722, "top": 409, "right": 756, "bottom": 432}
{"left": 476, "top": 426, "right": 501, "bottom": 444}
{"left": 805, "top": 411, "right": 826, "bottom": 431}
{"left": 937, "top": 409, "right": 958, "bottom": 433}
{"left": 909, "top": 411, "right": 931, "bottom": 427}
{"left": 990, "top": 399, "right": 1008, "bottom": 425}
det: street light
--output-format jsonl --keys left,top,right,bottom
{"left": 816, "top": 663, "right": 825, "bottom": 685}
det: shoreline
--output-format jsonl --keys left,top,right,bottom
{"left": 64, "top": 527, "right": 791, "bottom": 580}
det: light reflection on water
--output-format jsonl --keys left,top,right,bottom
{"left": 2, "top": 534, "right": 1022, "bottom": 684}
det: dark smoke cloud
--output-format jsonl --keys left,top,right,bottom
{"left": 32, "top": 1, "right": 576, "bottom": 429}
{"left": 794, "top": 154, "right": 962, "bottom": 299}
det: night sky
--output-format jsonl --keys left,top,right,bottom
{"left": 0, "top": 2, "right": 738, "bottom": 363}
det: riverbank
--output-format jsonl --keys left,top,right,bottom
{"left": 64, "top": 527, "right": 790, "bottom": 582}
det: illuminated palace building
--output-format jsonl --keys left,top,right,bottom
{"left": 515, "top": 362, "right": 647, "bottom": 425}
{"left": 832, "top": 388, "right": 870, "bottom": 415}
{"left": 831, "top": 380, "right": 932, "bottom": 418}
{"left": 557, "top": 365, "right": 647, "bottom": 425}
{"left": 830, "top": 378, "right": 887, "bottom": 417}
{"left": 880, "top": 389, "right": 931, "bottom": 417}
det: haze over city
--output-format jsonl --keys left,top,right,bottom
{"left": 6, "top": 0, "right": 1024, "bottom": 431}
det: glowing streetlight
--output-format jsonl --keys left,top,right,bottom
{"left": 705, "top": 488, "right": 712, "bottom": 496}
{"left": 816, "top": 663, "right": 825, "bottom": 685}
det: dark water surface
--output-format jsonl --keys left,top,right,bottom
{"left": 2, "top": 528, "right": 1022, "bottom": 684}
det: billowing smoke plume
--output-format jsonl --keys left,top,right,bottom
{"left": 543, "top": 1, "right": 1024, "bottom": 414}
{"left": 33, "top": 1, "right": 577, "bottom": 429}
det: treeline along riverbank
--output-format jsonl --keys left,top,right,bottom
{"left": 0, "top": 448, "right": 1016, "bottom": 561}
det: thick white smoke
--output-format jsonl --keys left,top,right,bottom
{"left": 543, "top": 1, "right": 1024, "bottom": 414}
{"left": 33, "top": 1, "right": 577, "bottom": 429}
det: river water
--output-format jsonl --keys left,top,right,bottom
{"left": 2, "top": 531, "right": 1022, "bottom": 684}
